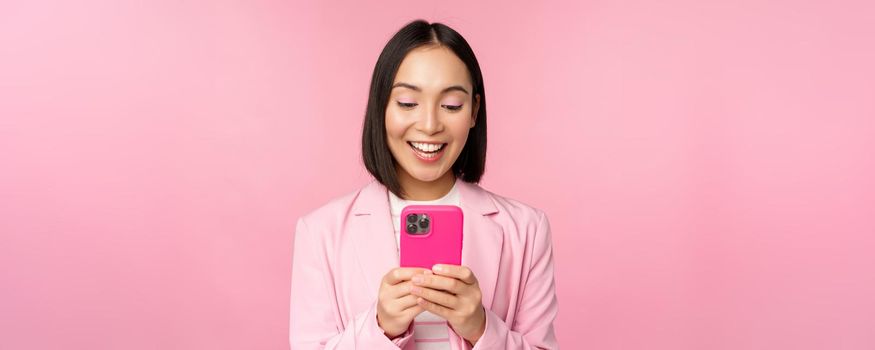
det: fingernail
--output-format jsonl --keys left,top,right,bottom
{"left": 432, "top": 265, "right": 442, "bottom": 272}
{"left": 412, "top": 276, "right": 423, "bottom": 284}
{"left": 411, "top": 286, "right": 420, "bottom": 294}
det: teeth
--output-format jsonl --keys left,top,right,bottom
{"left": 410, "top": 142, "right": 444, "bottom": 153}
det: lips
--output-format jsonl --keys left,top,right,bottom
{"left": 407, "top": 141, "right": 447, "bottom": 162}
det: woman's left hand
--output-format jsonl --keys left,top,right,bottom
{"left": 410, "top": 264, "right": 486, "bottom": 345}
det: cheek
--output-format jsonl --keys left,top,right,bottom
{"left": 384, "top": 110, "right": 408, "bottom": 140}
{"left": 447, "top": 118, "right": 473, "bottom": 143}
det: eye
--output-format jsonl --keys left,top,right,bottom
{"left": 397, "top": 101, "right": 418, "bottom": 109}
{"left": 443, "top": 104, "right": 463, "bottom": 111}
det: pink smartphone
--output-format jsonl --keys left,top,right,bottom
{"left": 399, "top": 205, "right": 463, "bottom": 268}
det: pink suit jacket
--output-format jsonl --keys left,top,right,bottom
{"left": 289, "top": 177, "right": 559, "bottom": 349}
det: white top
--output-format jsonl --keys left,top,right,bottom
{"left": 388, "top": 182, "right": 459, "bottom": 350}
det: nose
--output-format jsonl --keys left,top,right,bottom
{"left": 415, "top": 103, "right": 443, "bottom": 135}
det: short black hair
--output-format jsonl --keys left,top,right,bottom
{"left": 361, "top": 19, "right": 487, "bottom": 199}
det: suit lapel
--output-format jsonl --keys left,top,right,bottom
{"left": 350, "top": 178, "right": 503, "bottom": 311}
{"left": 350, "top": 181, "right": 399, "bottom": 301}
{"left": 456, "top": 179, "right": 503, "bottom": 310}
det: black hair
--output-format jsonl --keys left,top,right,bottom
{"left": 361, "top": 19, "right": 487, "bottom": 199}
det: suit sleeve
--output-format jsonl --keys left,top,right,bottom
{"left": 469, "top": 211, "right": 560, "bottom": 349}
{"left": 289, "top": 217, "right": 415, "bottom": 349}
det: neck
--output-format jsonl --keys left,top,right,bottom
{"left": 397, "top": 169, "right": 456, "bottom": 201}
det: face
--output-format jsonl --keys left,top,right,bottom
{"left": 385, "top": 45, "right": 481, "bottom": 184}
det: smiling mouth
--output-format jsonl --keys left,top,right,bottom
{"left": 407, "top": 141, "right": 447, "bottom": 160}
{"left": 408, "top": 141, "right": 447, "bottom": 153}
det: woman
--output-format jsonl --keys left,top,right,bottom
{"left": 290, "top": 19, "right": 559, "bottom": 349}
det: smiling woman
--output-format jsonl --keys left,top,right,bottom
{"left": 290, "top": 19, "right": 559, "bottom": 350}
{"left": 383, "top": 45, "right": 481, "bottom": 198}
{"left": 362, "top": 21, "right": 487, "bottom": 201}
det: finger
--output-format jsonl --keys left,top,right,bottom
{"left": 431, "top": 264, "right": 478, "bottom": 285}
{"left": 384, "top": 267, "right": 430, "bottom": 285}
{"left": 385, "top": 281, "right": 415, "bottom": 299}
{"left": 416, "top": 296, "right": 452, "bottom": 319}
{"left": 411, "top": 285, "right": 458, "bottom": 309}
{"left": 391, "top": 294, "right": 421, "bottom": 312}
{"left": 401, "top": 304, "right": 424, "bottom": 318}
{"left": 412, "top": 273, "right": 464, "bottom": 294}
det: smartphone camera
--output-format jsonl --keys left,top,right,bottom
{"left": 419, "top": 214, "right": 429, "bottom": 229}
{"left": 406, "top": 213, "right": 419, "bottom": 224}
{"left": 405, "top": 213, "right": 430, "bottom": 234}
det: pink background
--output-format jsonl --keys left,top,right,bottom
{"left": 2, "top": 0, "right": 874, "bottom": 349}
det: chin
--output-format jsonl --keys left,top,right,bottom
{"left": 409, "top": 170, "right": 445, "bottom": 183}
{"left": 403, "top": 165, "right": 449, "bottom": 183}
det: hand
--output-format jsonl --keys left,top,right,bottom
{"left": 376, "top": 267, "right": 429, "bottom": 338}
{"left": 410, "top": 264, "right": 486, "bottom": 345}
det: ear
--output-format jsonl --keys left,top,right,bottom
{"left": 470, "top": 94, "right": 480, "bottom": 128}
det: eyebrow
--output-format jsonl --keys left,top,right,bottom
{"left": 391, "top": 82, "right": 469, "bottom": 95}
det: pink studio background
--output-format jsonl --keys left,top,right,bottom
{"left": 2, "top": 0, "right": 874, "bottom": 349}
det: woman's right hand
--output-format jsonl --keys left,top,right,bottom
{"left": 377, "top": 267, "right": 428, "bottom": 338}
